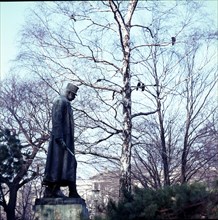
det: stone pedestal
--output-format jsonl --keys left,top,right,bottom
{"left": 34, "top": 198, "right": 89, "bottom": 220}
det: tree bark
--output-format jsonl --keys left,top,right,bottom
{"left": 5, "top": 185, "right": 18, "bottom": 220}
{"left": 157, "top": 102, "right": 170, "bottom": 186}
{"left": 109, "top": 0, "right": 138, "bottom": 199}
{"left": 153, "top": 46, "right": 170, "bottom": 186}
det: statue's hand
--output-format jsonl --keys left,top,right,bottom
{"left": 55, "top": 138, "right": 67, "bottom": 150}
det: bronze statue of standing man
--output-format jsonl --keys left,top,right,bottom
{"left": 43, "top": 83, "right": 81, "bottom": 198}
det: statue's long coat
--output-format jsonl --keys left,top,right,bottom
{"left": 43, "top": 95, "right": 77, "bottom": 186}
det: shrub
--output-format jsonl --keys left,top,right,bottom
{"left": 103, "top": 182, "right": 214, "bottom": 220}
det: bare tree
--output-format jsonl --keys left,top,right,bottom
{"left": 16, "top": 0, "right": 156, "bottom": 199}
{"left": 16, "top": 183, "right": 35, "bottom": 220}
{"left": 15, "top": 1, "right": 217, "bottom": 200}
{"left": 130, "top": 3, "right": 218, "bottom": 188}
{"left": 180, "top": 41, "right": 217, "bottom": 183}
{"left": 0, "top": 75, "right": 52, "bottom": 219}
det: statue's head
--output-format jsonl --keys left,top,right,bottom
{"left": 65, "top": 83, "right": 79, "bottom": 101}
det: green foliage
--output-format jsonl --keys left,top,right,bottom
{"left": 206, "top": 180, "right": 218, "bottom": 219}
{"left": 0, "top": 128, "right": 26, "bottom": 182}
{"left": 104, "top": 183, "right": 213, "bottom": 220}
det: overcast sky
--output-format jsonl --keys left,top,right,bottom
{"left": 0, "top": 1, "right": 217, "bottom": 80}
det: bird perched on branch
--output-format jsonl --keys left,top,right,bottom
{"left": 171, "top": 37, "right": 176, "bottom": 45}
{"left": 70, "top": 14, "right": 76, "bottom": 21}
{"left": 141, "top": 83, "right": 145, "bottom": 91}
{"left": 136, "top": 81, "right": 146, "bottom": 91}
{"left": 136, "top": 82, "right": 141, "bottom": 91}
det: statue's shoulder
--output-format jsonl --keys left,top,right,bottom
{"left": 53, "top": 96, "right": 68, "bottom": 106}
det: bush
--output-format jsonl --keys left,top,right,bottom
{"left": 103, "top": 182, "right": 216, "bottom": 220}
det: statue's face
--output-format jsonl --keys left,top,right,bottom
{"left": 67, "top": 91, "right": 76, "bottom": 101}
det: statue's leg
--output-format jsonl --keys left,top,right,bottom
{"left": 43, "top": 184, "right": 55, "bottom": 198}
{"left": 69, "top": 181, "right": 81, "bottom": 198}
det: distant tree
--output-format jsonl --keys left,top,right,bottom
{"left": 0, "top": 128, "right": 37, "bottom": 220}
{"left": 16, "top": 181, "right": 41, "bottom": 220}
{"left": 131, "top": 17, "right": 218, "bottom": 188}
{"left": 180, "top": 43, "right": 217, "bottom": 183}
{"left": 0, "top": 76, "right": 53, "bottom": 219}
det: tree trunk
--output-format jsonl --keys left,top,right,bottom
{"left": 157, "top": 100, "right": 170, "bottom": 186}
{"left": 181, "top": 74, "right": 192, "bottom": 184}
{"left": 120, "top": 54, "right": 132, "bottom": 198}
{"left": 181, "top": 117, "right": 190, "bottom": 183}
{"left": 109, "top": 0, "right": 138, "bottom": 199}
{"left": 6, "top": 186, "right": 18, "bottom": 220}
{"left": 153, "top": 49, "right": 170, "bottom": 186}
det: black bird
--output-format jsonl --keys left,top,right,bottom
{"left": 171, "top": 37, "right": 176, "bottom": 45}
{"left": 136, "top": 82, "right": 141, "bottom": 91}
{"left": 141, "top": 83, "right": 145, "bottom": 91}
{"left": 70, "top": 14, "right": 76, "bottom": 21}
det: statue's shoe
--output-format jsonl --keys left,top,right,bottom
{"left": 53, "top": 189, "right": 67, "bottom": 198}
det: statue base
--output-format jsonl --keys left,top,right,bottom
{"left": 34, "top": 197, "right": 89, "bottom": 220}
